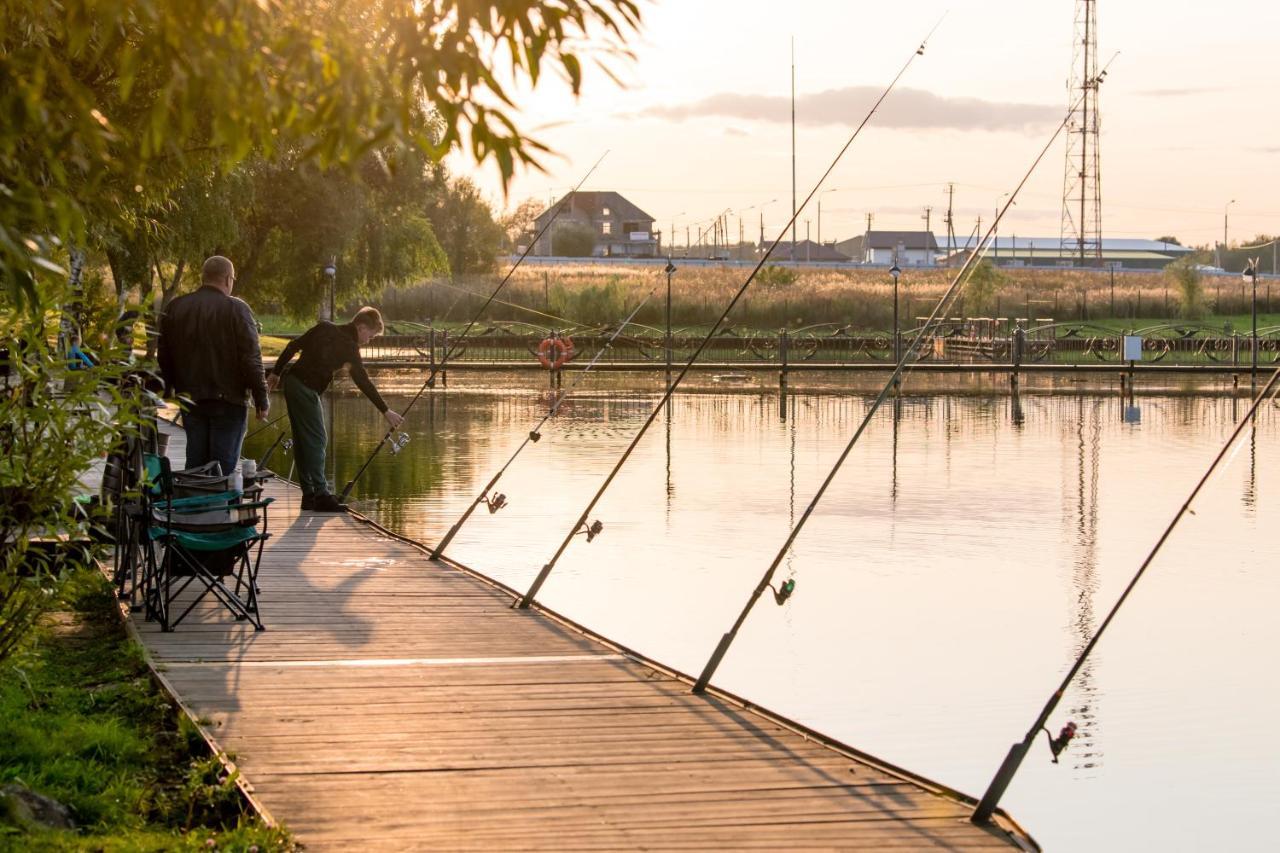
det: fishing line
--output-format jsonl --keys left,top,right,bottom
{"left": 515, "top": 19, "right": 944, "bottom": 610}
{"left": 430, "top": 285, "right": 658, "bottom": 561}
{"left": 425, "top": 277, "right": 635, "bottom": 337}
{"left": 337, "top": 151, "right": 610, "bottom": 502}
{"left": 971, "top": 365, "right": 1279, "bottom": 824}
{"left": 689, "top": 54, "right": 1120, "bottom": 695}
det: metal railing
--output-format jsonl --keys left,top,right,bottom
{"left": 268, "top": 319, "right": 1280, "bottom": 369}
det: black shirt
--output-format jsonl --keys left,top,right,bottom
{"left": 159, "top": 285, "right": 269, "bottom": 409}
{"left": 270, "top": 322, "right": 387, "bottom": 412}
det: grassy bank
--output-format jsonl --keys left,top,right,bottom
{"left": 0, "top": 570, "right": 290, "bottom": 852}
{"left": 359, "top": 264, "right": 1280, "bottom": 332}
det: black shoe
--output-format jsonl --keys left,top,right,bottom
{"left": 301, "top": 494, "right": 316, "bottom": 511}
{"left": 312, "top": 493, "right": 348, "bottom": 513}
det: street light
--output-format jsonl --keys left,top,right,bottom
{"left": 1244, "top": 258, "right": 1259, "bottom": 379}
{"left": 665, "top": 259, "right": 677, "bottom": 377}
{"left": 322, "top": 257, "right": 337, "bottom": 321}
{"left": 890, "top": 262, "right": 902, "bottom": 363}
{"left": 994, "top": 193, "right": 1011, "bottom": 265}
{"left": 1221, "top": 199, "right": 1236, "bottom": 268}
{"left": 817, "top": 189, "right": 838, "bottom": 249}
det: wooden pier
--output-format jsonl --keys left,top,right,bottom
{"left": 125, "top": 423, "right": 1036, "bottom": 850}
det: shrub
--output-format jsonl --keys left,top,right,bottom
{"left": 1165, "top": 259, "right": 1205, "bottom": 319}
{"left": 551, "top": 223, "right": 597, "bottom": 258}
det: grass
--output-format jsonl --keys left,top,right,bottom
{"left": 363, "top": 264, "right": 1280, "bottom": 333}
{"left": 0, "top": 570, "right": 292, "bottom": 852}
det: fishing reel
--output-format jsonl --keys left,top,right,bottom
{"left": 281, "top": 438, "right": 293, "bottom": 451}
{"left": 575, "top": 519, "right": 604, "bottom": 542}
{"left": 528, "top": 429, "right": 542, "bottom": 442}
{"left": 768, "top": 578, "right": 796, "bottom": 606}
{"left": 1042, "top": 721, "right": 1077, "bottom": 763}
{"left": 388, "top": 432, "right": 411, "bottom": 455}
{"left": 482, "top": 491, "right": 507, "bottom": 514}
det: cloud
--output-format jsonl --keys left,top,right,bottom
{"left": 723, "top": 126, "right": 749, "bottom": 137}
{"left": 636, "top": 86, "right": 1060, "bottom": 133}
{"left": 1134, "top": 86, "right": 1225, "bottom": 97}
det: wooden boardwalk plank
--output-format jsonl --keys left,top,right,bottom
{"left": 121, "top": 422, "right": 1035, "bottom": 850}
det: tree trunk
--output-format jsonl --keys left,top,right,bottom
{"left": 146, "top": 259, "right": 185, "bottom": 359}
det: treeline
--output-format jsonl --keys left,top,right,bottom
{"left": 101, "top": 150, "right": 507, "bottom": 332}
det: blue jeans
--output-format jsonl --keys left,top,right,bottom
{"left": 182, "top": 400, "right": 248, "bottom": 476}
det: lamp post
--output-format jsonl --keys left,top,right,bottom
{"left": 322, "top": 258, "right": 337, "bottom": 321}
{"left": 994, "top": 193, "right": 1011, "bottom": 266}
{"left": 665, "top": 259, "right": 677, "bottom": 377}
{"left": 817, "top": 189, "right": 838, "bottom": 250}
{"left": 1244, "top": 258, "right": 1259, "bottom": 380}
{"left": 890, "top": 263, "right": 902, "bottom": 363}
{"left": 1220, "top": 199, "right": 1236, "bottom": 268}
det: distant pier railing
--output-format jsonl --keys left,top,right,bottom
{"left": 288, "top": 318, "right": 1280, "bottom": 372}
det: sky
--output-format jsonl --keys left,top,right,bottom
{"left": 451, "top": 0, "right": 1280, "bottom": 250}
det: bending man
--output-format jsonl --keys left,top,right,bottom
{"left": 267, "top": 307, "right": 403, "bottom": 513}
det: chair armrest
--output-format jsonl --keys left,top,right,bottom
{"left": 162, "top": 491, "right": 240, "bottom": 509}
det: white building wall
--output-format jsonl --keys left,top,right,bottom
{"left": 866, "top": 247, "right": 934, "bottom": 266}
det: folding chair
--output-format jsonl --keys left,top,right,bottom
{"left": 139, "top": 454, "right": 273, "bottom": 631}
{"left": 104, "top": 397, "right": 161, "bottom": 611}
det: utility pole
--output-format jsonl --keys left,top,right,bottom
{"left": 945, "top": 183, "right": 956, "bottom": 265}
{"left": 922, "top": 206, "right": 933, "bottom": 266}
{"left": 864, "top": 212, "right": 874, "bottom": 264}
{"left": 805, "top": 221, "right": 811, "bottom": 262}
{"left": 738, "top": 217, "right": 745, "bottom": 261}
{"left": 759, "top": 211, "right": 765, "bottom": 258}
{"left": 790, "top": 36, "right": 797, "bottom": 263}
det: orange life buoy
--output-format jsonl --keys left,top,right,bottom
{"left": 536, "top": 337, "right": 556, "bottom": 368}
{"left": 536, "top": 336, "right": 576, "bottom": 370}
{"left": 552, "top": 335, "right": 575, "bottom": 369}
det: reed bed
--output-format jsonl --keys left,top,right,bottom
{"left": 376, "top": 263, "right": 1274, "bottom": 331}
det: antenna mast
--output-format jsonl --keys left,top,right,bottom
{"left": 1060, "top": 0, "right": 1103, "bottom": 266}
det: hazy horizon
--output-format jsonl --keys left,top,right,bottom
{"left": 453, "top": 0, "right": 1280, "bottom": 250}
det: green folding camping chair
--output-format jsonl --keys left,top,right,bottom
{"left": 139, "top": 454, "right": 273, "bottom": 631}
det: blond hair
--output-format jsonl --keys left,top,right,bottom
{"left": 351, "top": 306, "right": 385, "bottom": 335}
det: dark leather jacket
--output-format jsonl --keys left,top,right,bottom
{"left": 158, "top": 285, "right": 269, "bottom": 409}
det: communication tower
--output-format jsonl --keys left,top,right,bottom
{"left": 1060, "top": 0, "right": 1104, "bottom": 266}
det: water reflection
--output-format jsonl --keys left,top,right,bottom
{"left": 245, "top": 378, "right": 1277, "bottom": 852}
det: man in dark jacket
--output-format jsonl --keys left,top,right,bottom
{"left": 158, "top": 256, "right": 269, "bottom": 476}
{"left": 266, "top": 306, "right": 402, "bottom": 512}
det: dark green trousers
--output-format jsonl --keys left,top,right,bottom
{"left": 283, "top": 373, "right": 328, "bottom": 496}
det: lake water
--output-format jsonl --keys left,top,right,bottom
{"left": 246, "top": 370, "right": 1279, "bottom": 851}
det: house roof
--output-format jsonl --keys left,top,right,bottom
{"left": 944, "top": 236, "right": 1194, "bottom": 254}
{"left": 534, "top": 191, "right": 655, "bottom": 227}
{"left": 769, "top": 240, "right": 851, "bottom": 262}
{"left": 864, "top": 230, "right": 940, "bottom": 251}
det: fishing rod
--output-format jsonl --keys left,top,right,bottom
{"left": 972, "top": 364, "right": 1279, "bottom": 823}
{"left": 245, "top": 266, "right": 609, "bottom": 448}
{"left": 689, "top": 55, "right": 1119, "bottom": 695}
{"left": 516, "top": 20, "right": 942, "bottom": 610}
{"left": 431, "top": 285, "right": 658, "bottom": 561}
{"left": 245, "top": 411, "right": 289, "bottom": 442}
{"left": 337, "top": 151, "right": 609, "bottom": 502}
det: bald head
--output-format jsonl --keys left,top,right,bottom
{"left": 202, "top": 256, "right": 235, "bottom": 293}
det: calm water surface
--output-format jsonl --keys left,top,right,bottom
{"left": 247, "top": 371, "right": 1279, "bottom": 851}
